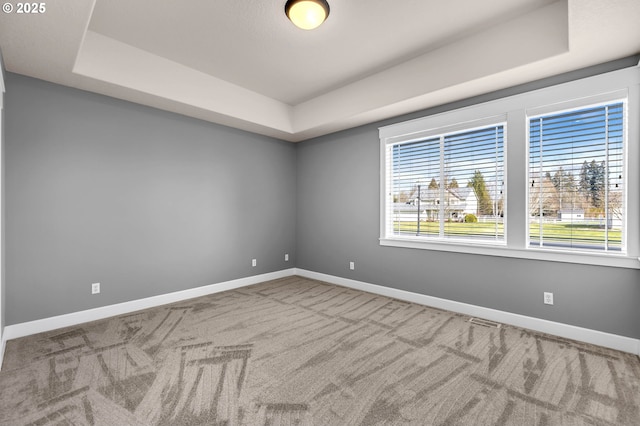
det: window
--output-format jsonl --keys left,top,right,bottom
{"left": 528, "top": 102, "right": 625, "bottom": 253}
{"left": 379, "top": 64, "right": 639, "bottom": 269}
{"left": 387, "top": 123, "right": 505, "bottom": 244}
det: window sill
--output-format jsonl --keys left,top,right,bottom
{"left": 379, "top": 238, "right": 640, "bottom": 269}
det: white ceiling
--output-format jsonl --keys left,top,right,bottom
{"left": 1, "top": 0, "right": 639, "bottom": 142}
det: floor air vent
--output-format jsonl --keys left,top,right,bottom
{"left": 468, "top": 317, "right": 501, "bottom": 328}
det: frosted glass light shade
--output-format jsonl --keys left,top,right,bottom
{"left": 285, "top": 0, "right": 330, "bottom": 30}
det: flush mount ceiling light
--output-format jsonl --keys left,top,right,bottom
{"left": 285, "top": 0, "right": 330, "bottom": 30}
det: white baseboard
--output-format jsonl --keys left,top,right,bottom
{"left": 295, "top": 269, "right": 640, "bottom": 356}
{"left": 2, "top": 267, "right": 638, "bottom": 371}
{"left": 2, "top": 269, "right": 296, "bottom": 348}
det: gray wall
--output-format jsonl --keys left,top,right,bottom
{"left": 5, "top": 73, "right": 296, "bottom": 325}
{"left": 4, "top": 57, "right": 640, "bottom": 341}
{"left": 1, "top": 50, "right": 5, "bottom": 337}
{"left": 296, "top": 57, "right": 640, "bottom": 340}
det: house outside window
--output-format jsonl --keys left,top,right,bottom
{"left": 386, "top": 123, "right": 505, "bottom": 243}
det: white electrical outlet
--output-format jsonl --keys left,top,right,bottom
{"left": 349, "top": 261, "right": 355, "bottom": 270}
{"left": 543, "top": 292, "right": 553, "bottom": 305}
{"left": 91, "top": 282, "right": 100, "bottom": 295}
{"left": 285, "top": 254, "right": 289, "bottom": 261}
{"left": 252, "top": 259, "right": 257, "bottom": 267}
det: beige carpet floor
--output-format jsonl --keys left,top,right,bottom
{"left": 0, "top": 275, "right": 639, "bottom": 425}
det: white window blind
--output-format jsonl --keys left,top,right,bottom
{"left": 387, "top": 123, "right": 505, "bottom": 244}
{"left": 528, "top": 102, "right": 625, "bottom": 252}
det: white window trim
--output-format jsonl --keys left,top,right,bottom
{"left": 380, "top": 64, "right": 640, "bottom": 269}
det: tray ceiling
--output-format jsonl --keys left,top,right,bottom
{"left": 1, "top": 0, "right": 639, "bottom": 141}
